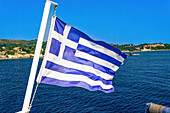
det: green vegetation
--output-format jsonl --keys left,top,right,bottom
{"left": 0, "top": 39, "right": 170, "bottom": 55}
{"left": 5, "top": 51, "right": 15, "bottom": 55}
{"left": 42, "top": 42, "right": 47, "bottom": 55}
{"left": 0, "top": 39, "right": 47, "bottom": 57}
{"left": 25, "top": 49, "right": 31, "bottom": 54}
{"left": 18, "top": 52, "right": 26, "bottom": 55}
{"left": 151, "top": 46, "right": 165, "bottom": 50}
{"left": 0, "top": 48, "right": 4, "bottom": 51}
{"left": 164, "top": 44, "right": 170, "bottom": 49}
{"left": 111, "top": 43, "right": 170, "bottom": 51}
{"left": 42, "top": 50, "right": 45, "bottom": 55}
{"left": 0, "top": 39, "right": 36, "bottom": 47}
{"left": 6, "top": 46, "right": 14, "bottom": 50}
{"left": 22, "top": 48, "right": 31, "bottom": 54}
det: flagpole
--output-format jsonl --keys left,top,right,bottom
{"left": 18, "top": 1, "right": 57, "bottom": 112}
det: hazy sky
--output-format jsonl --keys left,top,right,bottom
{"left": 0, "top": 0, "right": 170, "bottom": 45}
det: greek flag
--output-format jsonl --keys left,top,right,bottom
{"left": 37, "top": 17, "right": 127, "bottom": 93}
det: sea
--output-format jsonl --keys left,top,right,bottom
{"left": 0, "top": 51, "right": 170, "bottom": 113}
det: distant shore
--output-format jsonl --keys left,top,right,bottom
{"left": 122, "top": 49, "right": 170, "bottom": 52}
{"left": 0, "top": 54, "right": 44, "bottom": 60}
{"left": 1, "top": 49, "right": 169, "bottom": 60}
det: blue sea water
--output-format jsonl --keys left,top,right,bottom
{"left": 0, "top": 51, "right": 170, "bottom": 113}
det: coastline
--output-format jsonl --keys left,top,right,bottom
{"left": 122, "top": 49, "right": 170, "bottom": 52}
{"left": 0, "top": 49, "right": 169, "bottom": 60}
{"left": 0, "top": 54, "right": 44, "bottom": 60}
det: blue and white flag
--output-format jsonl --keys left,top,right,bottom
{"left": 37, "top": 17, "right": 127, "bottom": 93}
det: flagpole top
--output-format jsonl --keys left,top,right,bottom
{"left": 47, "top": 0, "right": 58, "bottom": 6}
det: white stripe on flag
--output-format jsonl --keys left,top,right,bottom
{"left": 78, "top": 37, "right": 125, "bottom": 62}
{"left": 52, "top": 30, "right": 78, "bottom": 50}
{"left": 58, "top": 25, "right": 72, "bottom": 59}
{"left": 75, "top": 50, "right": 119, "bottom": 71}
{"left": 47, "top": 53, "right": 114, "bottom": 80}
{"left": 42, "top": 68, "right": 113, "bottom": 89}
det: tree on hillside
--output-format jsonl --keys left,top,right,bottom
{"left": 0, "top": 48, "right": 4, "bottom": 51}
{"left": 5, "top": 51, "right": 15, "bottom": 55}
{"left": 6, "top": 46, "right": 14, "bottom": 50}
{"left": 164, "top": 44, "right": 170, "bottom": 49}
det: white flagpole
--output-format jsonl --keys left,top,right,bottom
{"left": 18, "top": 1, "right": 52, "bottom": 112}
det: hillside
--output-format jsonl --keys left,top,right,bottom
{"left": 0, "top": 39, "right": 170, "bottom": 52}
{"left": 0, "top": 39, "right": 37, "bottom": 47}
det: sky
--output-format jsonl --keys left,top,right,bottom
{"left": 0, "top": 0, "right": 170, "bottom": 45}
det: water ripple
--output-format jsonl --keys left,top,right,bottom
{"left": 1, "top": 51, "right": 170, "bottom": 113}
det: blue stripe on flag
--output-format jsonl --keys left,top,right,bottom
{"left": 45, "top": 61, "right": 113, "bottom": 85}
{"left": 62, "top": 46, "right": 115, "bottom": 75}
{"left": 66, "top": 26, "right": 127, "bottom": 60}
{"left": 121, "top": 53, "right": 127, "bottom": 59}
{"left": 77, "top": 44, "right": 122, "bottom": 66}
{"left": 88, "top": 40, "right": 128, "bottom": 59}
{"left": 67, "top": 26, "right": 80, "bottom": 43}
{"left": 54, "top": 18, "right": 66, "bottom": 35}
{"left": 49, "top": 38, "right": 61, "bottom": 56}
{"left": 40, "top": 76, "right": 114, "bottom": 93}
